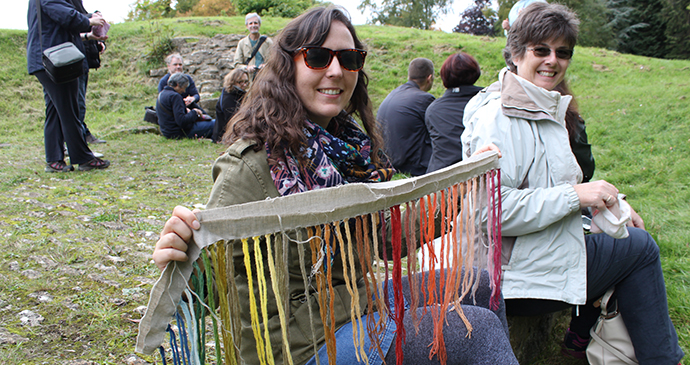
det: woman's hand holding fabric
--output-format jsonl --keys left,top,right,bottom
{"left": 152, "top": 206, "right": 200, "bottom": 271}
{"left": 573, "top": 180, "right": 619, "bottom": 211}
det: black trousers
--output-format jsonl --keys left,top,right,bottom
{"left": 35, "top": 70, "right": 94, "bottom": 165}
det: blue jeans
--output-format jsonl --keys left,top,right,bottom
{"left": 306, "top": 269, "right": 518, "bottom": 365}
{"left": 185, "top": 120, "right": 215, "bottom": 139}
{"left": 506, "top": 228, "right": 683, "bottom": 364}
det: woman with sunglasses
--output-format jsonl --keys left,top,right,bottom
{"left": 462, "top": 3, "right": 683, "bottom": 363}
{"left": 153, "top": 6, "right": 517, "bottom": 365}
{"left": 213, "top": 68, "right": 249, "bottom": 143}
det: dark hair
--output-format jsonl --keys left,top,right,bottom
{"left": 504, "top": 2, "right": 579, "bottom": 67}
{"left": 439, "top": 52, "right": 480, "bottom": 89}
{"left": 408, "top": 58, "right": 434, "bottom": 81}
{"left": 226, "top": 6, "right": 383, "bottom": 164}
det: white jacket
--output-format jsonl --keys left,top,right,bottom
{"left": 462, "top": 69, "right": 587, "bottom": 305}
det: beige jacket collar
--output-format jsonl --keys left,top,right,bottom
{"left": 498, "top": 68, "right": 572, "bottom": 127}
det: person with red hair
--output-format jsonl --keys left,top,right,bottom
{"left": 425, "top": 52, "right": 483, "bottom": 173}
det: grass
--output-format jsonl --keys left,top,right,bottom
{"left": 0, "top": 14, "right": 688, "bottom": 365}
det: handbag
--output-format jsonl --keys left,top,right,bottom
{"left": 36, "top": 0, "right": 85, "bottom": 84}
{"left": 586, "top": 287, "right": 638, "bottom": 365}
{"left": 144, "top": 106, "right": 158, "bottom": 125}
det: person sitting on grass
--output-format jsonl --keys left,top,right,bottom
{"left": 156, "top": 72, "right": 214, "bottom": 139}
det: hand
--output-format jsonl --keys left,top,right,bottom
{"left": 502, "top": 19, "right": 510, "bottom": 31}
{"left": 183, "top": 96, "right": 195, "bottom": 106}
{"left": 152, "top": 206, "right": 200, "bottom": 271}
{"left": 573, "top": 180, "right": 619, "bottom": 211}
{"left": 84, "top": 32, "right": 108, "bottom": 42}
{"left": 247, "top": 65, "right": 257, "bottom": 73}
{"left": 194, "top": 109, "right": 202, "bottom": 117}
{"left": 627, "top": 203, "right": 645, "bottom": 230}
{"left": 89, "top": 15, "right": 105, "bottom": 27}
{"left": 472, "top": 143, "right": 502, "bottom": 158}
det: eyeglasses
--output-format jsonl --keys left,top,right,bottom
{"left": 295, "top": 46, "right": 367, "bottom": 72}
{"left": 527, "top": 46, "right": 574, "bottom": 60}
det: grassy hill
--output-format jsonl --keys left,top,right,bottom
{"left": 0, "top": 15, "right": 688, "bottom": 364}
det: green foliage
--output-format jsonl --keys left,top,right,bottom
{"left": 176, "top": 0, "right": 201, "bottom": 14}
{"left": 234, "top": 0, "right": 319, "bottom": 18}
{"left": 127, "top": 0, "right": 175, "bottom": 21}
{"left": 141, "top": 21, "right": 176, "bottom": 69}
{"left": 608, "top": 0, "right": 668, "bottom": 58}
{"left": 663, "top": 0, "right": 690, "bottom": 59}
{"left": 556, "top": 0, "right": 615, "bottom": 48}
{"left": 359, "top": 0, "right": 452, "bottom": 30}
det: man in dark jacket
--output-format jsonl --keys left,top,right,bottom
{"left": 376, "top": 58, "right": 435, "bottom": 176}
{"left": 157, "top": 72, "right": 214, "bottom": 139}
{"left": 157, "top": 53, "right": 206, "bottom": 114}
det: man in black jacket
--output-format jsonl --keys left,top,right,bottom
{"left": 376, "top": 58, "right": 435, "bottom": 176}
{"left": 157, "top": 73, "right": 214, "bottom": 139}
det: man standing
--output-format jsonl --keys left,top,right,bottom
{"left": 233, "top": 13, "right": 273, "bottom": 79}
{"left": 158, "top": 53, "right": 207, "bottom": 113}
{"left": 157, "top": 73, "right": 214, "bottom": 139}
{"left": 376, "top": 58, "right": 435, "bottom": 176}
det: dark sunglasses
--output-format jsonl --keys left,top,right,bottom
{"left": 296, "top": 46, "right": 367, "bottom": 72}
{"left": 527, "top": 46, "right": 574, "bottom": 60}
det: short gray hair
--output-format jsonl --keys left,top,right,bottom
{"left": 168, "top": 73, "right": 189, "bottom": 89}
{"left": 165, "top": 53, "right": 183, "bottom": 65}
{"left": 245, "top": 13, "right": 261, "bottom": 25}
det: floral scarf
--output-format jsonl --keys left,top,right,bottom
{"left": 267, "top": 116, "right": 395, "bottom": 196}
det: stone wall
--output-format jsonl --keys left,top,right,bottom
{"left": 149, "top": 34, "right": 246, "bottom": 117}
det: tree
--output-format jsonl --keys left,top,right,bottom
{"left": 558, "top": 0, "right": 615, "bottom": 48}
{"left": 608, "top": 0, "right": 668, "bottom": 58}
{"left": 176, "top": 0, "right": 201, "bottom": 14}
{"left": 234, "top": 0, "right": 318, "bottom": 18}
{"left": 662, "top": 0, "right": 690, "bottom": 59}
{"left": 127, "top": 0, "right": 175, "bottom": 21}
{"left": 358, "top": 0, "right": 453, "bottom": 30}
{"left": 454, "top": 0, "right": 496, "bottom": 36}
{"left": 188, "top": 0, "right": 235, "bottom": 16}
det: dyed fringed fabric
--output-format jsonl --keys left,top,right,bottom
{"left": 137, "top": 152, "right": 502, "bottom": 365}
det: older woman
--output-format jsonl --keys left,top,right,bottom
{"left": 153, "top": 6, "right": 517, "bottom": 365}
{"left": 213, "top": 68, "right": 248, "bottom": 143}
{"left": 425, "top": 52, "right": 483, "bottom": 173}
{"left": 462, "top": 3, "right": 683, "bottom": 363}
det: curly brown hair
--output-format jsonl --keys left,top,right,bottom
{"left": 224, "top": 6, "right": 383, "bottom": 164}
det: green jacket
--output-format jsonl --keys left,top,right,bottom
{"left": 206, "top": 138, "right": 370, "bottom": 365}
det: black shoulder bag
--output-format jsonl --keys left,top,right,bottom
{"left": 36, "top": 0, "right": 85, "bottom": 84}
{"left": 244, "top": 35, "right": 267, "bottom": 65}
